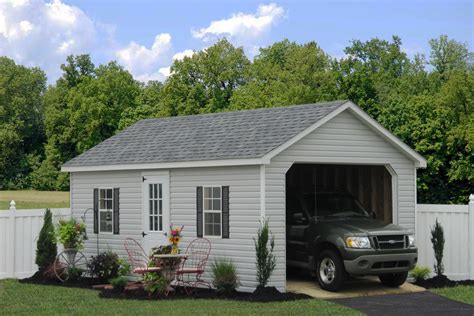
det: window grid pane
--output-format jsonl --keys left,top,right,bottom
{"left": 148, "top": 183, "right": 163, "bottom": 232}
{"left": 203, "top": 187, "right": 222, "bottom": 236}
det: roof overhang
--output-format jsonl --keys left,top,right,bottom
{"left": 61, "top": 157, "right": 269, "bottom": 172}
{"left": 262, "top": 100, "right": 427, "bottom": 168}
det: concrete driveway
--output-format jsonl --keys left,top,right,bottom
{"left": 287, "top": 275, "right": 424, "bottom": 299}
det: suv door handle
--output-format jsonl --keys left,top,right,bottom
{"left": 142, "top": 231, "right": 148, "bottom": 237}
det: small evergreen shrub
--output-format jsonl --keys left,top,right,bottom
{"left": 67, "top": 266, "right": 84, "bottom": 282}
{"left": 409, "top": 265, "right": 431, "bottom": 281}
{"left": 254, "top": 218, "right": 276, "bottom": 287}
{"left": 211, "top": 258, "right": 239, "bottom": 293}
{"left": 430, "top": 219, "right": 445, "bottom": 276}
{"left": 110, "top": 276, "right": 128, "bottom": 291}
{"left": 143, "top": 272, "right": 168, "bottom": 295}
{"left": 88, "top": 251, "right": 121, "bottom": 282}
{"left": 35, "top": 209, "right": 57, "bottom": 270}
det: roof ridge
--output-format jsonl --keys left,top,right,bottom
{"left": 138, "top": 100, "right": 348, "bottom": 124}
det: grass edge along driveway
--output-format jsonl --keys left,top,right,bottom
{"left": 0, "top": 279, "right": 361, "bottom": 316}
{"left": 431, "top": 286, "right": 474, "bottom": 305}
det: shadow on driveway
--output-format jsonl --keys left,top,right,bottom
{"left": 331, "top": 291, "right": 474, "bottom": 316}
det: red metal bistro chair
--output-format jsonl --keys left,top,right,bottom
{"left": 124, "top": 238, "right": 162, "bottom": 275}
{"left": 176, "top": 238, "right": 212, "bottom": 293}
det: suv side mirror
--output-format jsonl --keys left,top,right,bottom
{"left": 292, "top": 212, "right": 306, "bottom": 224}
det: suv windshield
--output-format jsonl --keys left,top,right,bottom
{"left": 301, "top": 192, "right": 370, "bottom": 219}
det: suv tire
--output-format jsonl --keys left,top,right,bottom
{"left": 316, "top": 249, "right": 345, "bottom": 292}
{"left": 378, "top": 272, "right": 408, "bottom": 287}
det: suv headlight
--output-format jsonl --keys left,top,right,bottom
{"left": 408, "top": 235, "right": 416, "bottom": 247}
{"left": 346, "top": 237, "right": 371, "bottom": 249}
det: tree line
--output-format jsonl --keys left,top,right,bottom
{"left": 0, "top": 35, "right": 472, "bottom": 203}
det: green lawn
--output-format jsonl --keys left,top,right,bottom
{"left": 431, "top": 286, "right": 474, "bottom": 305}
{"left": 0, "top": 190, "right": 69, "bottom": 210}
{"left": 0, "top": 279, "right": 360, "bottom": 315}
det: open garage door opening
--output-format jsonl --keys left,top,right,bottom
{"left": 284, "top": 164, "right": 417, "bottom": 292}
{"left": 286, "top": 164, "right": 393, "bottom": 224}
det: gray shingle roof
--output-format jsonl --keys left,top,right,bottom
{"left": 62, "top": 100, "right": 347, "bottom": 168}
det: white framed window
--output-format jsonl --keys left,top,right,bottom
{"left": 99, "top": 188, "right": 113, "bottom": 233}
{"left": 148, "top": 183, "right": 163, "bottom": 232}
{"left": 203, "top": 186, "right": 222, "bottom": 237}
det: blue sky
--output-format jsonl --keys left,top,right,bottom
{"left": 1, "top": 0, "right": 472, "bottom": 82}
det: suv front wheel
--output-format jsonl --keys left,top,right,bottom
{"left": 378, "top": 272, "right": 408, "bottom": 287}
{"left": 316, "top": 249, "right": 345, "bottom": 292}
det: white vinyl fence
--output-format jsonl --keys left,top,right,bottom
{"left": 416, "top": 194, "right": 474, "bottom": 280}
{"left": 0, "top": 201, "right": 70, "bottom": 279}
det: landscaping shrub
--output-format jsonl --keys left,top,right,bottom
{"left": 254, "top": 218, "right": 276, "bottom": 287}
{"left": 35, "top": 209, "right": 57, "bottom": 270}
{"left": 88, "top": 251, "right": 121, "bottom": 282}
{"left": 54, "top": 218, "right": 87, "bottom": 249}
{"left": 431, "top": 219, "right": 445, "bottom": 276}
{"left": 110, "top": 276, "right": 128, "bottom": 291}
{"left": 211, "top": 258, "right": 239, "bottom": 293}
{"left": 143, "top": 272, "right": 168, "bottom": 295}
{"left": 67, "top": 266, "right": 84, "bottom": 282}
{"left": 409, "top": 265, "right": 432, "bottom": 281}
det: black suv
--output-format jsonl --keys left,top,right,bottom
{"left": 286, "top": 190, "right": 417, "bottom": 291}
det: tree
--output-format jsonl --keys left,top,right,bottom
{"left": 429, "top": 35, "right": 473, "bottom": 77}
{"left": 32, "top": 55, "right": 140, "bottom": 190}
{"left": 0, "top": 57, "right": 46, "bottom": 189}
{"left": 231, "top": 40, "right": 339, "bottom": 109}
{"left": 159, "top": 39, "right": 250, "bottom": 116}
{"left": 430, "top": 219, "right": 445, "bottom": 276}
{"left": 119, "top": 81, "right": 163, "bottom": 130}
{"left": 254, "top": 219, "right": 276, "bottom": 287}
{"left": 35, "top": 209, "right": 57, "bottom": 271}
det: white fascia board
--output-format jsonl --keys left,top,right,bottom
{"left": 61, "top": 157, "right": 267, "bottom": 172}
{"left": 262, "top": 100, "right": 427, "bottom": 168}
{"left": 344, "top": 101, "right": 427, "bottom": 168}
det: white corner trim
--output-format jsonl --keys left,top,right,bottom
{"left": 260, "top": 164, "right": 266, "bottom": 219}
{"left": 262, "top": 101, "right": 427, "bottom": 168}
{"left": 62, "top": 158, "right": 267, "bottom": 172}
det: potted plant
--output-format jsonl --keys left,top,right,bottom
{"left": 54, "top": 218, "right": 87, "bottom": 250}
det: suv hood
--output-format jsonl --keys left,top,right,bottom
{"left": 321, "top": 218, "right": 409, "bottom": 235}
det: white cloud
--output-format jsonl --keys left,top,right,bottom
{"left": 116, "top": 33, "right": 172, "bottom": 77}
{"left": 172, "top": 49, "right": 194, "bottom": 61}
{"left": 0, "top": 0, "right": 99, "bottom": 80}
{"left": 192, "top": 3, "right": 284, "bottom": 52}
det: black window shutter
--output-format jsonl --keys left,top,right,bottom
{"left": 93, "top": 188, "right": 99, "bottom": 234}
{"left": 222, "top": 186, "right": 230, "bottom": 239}
{"left": 196, "top": 186, "right": 203, "bottom": 237}
{"left": 113, "top": 188, "right": 120, "bottom": 234}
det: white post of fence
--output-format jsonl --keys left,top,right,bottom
{"left": 7, "top": 200, "right": 16, "bottom": 278}
{"left": 469, "top": 194, "right": 474, "bottom": 280}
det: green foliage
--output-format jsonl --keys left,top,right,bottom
{"left": 409, "top": 265, "right": 432, "bottom": 281}
{"left": 143, "top": 272, "right": 168, "bottom": 295}
{"left": 35, "top": 209, "right": 57, "bottom": 270}
{"left": 0, "top": 57, "right": 46, "bottom": 189}
{"left": 1, "top": 35, "right": 473, "bottom": 203}
{"left": 54, "top": 218, "right": 87, "bottom": 249}
{"left": 67, "top": 266, "right": 84, "bottom": 282}
{"left": 430, "top": 219, "right": 445, "bottom": 276}
{"left": 211, "top": 258, "right": 239, "bottom": 293}
{"left": 254, "top": 218, "right": 276, "bottom": 287}
{"left": 110, "top": 276, "right": 128, "bottom": 291}
{"left": 87, "top": 251, "right": 121, "bottom": 282}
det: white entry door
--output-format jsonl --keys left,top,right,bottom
{"left": 142, "top": 174, "right": 170, "bottom": 255}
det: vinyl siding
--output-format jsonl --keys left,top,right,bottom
{"left": 71, "top": 165, "right": 261, "bottom": 292}
{"left": 265, "top": 109, "right": 416, "bottom": 291}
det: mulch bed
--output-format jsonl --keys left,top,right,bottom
{"left": 20, "top": 272, "right": 310, "bottom": 302}
{"left": 20, "top": 270, "right": 104, "bottom": 289}
{"left": 99, "top": 285, "right": 311, "bottom": 302}
{"left": 415, "top": 275, "right": 474, "bottom": 289}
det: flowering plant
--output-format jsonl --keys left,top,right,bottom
{"left": 54, "top": 218, "right": 87, "bottom": 250}
{"left": 167, "top": 225, "right": 184, "bottom": 254}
